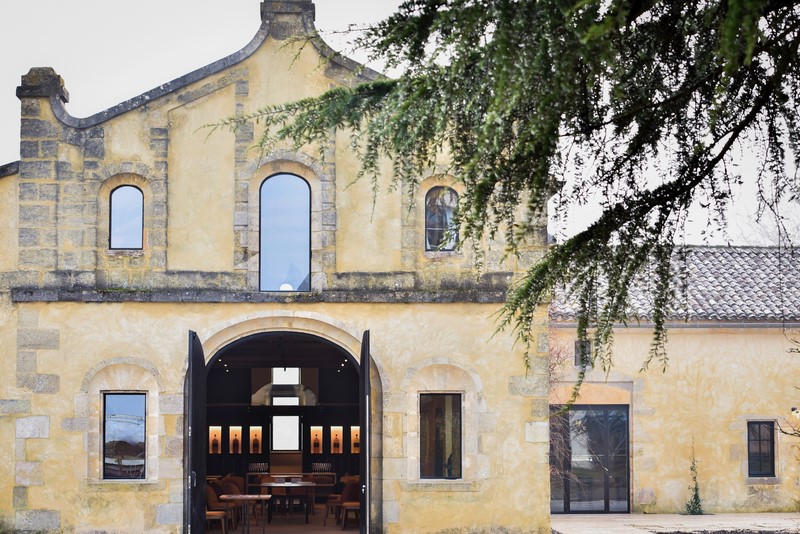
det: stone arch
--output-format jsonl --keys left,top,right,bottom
{"left": 199, "top": 312, "right": 385, "bottom": 519}
{"left": 401, "top": 360, "right": 489, "bottom": 483}
{"left": 201, "top": 311, "right": 385, "bottom": 380}
{"left": 244, "top": 152, "right": 336, "bottom": 290}
{"left": 96, "top": 172, "right": 155, "bottom": 253}
{"left": 81, "top": 358, "right": 163, "bottom": 484}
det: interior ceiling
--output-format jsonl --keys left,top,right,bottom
{"left": 213, "top": 332, "right": 353, "bottom": 370}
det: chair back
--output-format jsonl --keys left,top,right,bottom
{"left": 206, "top": 484, "right": 221, "bottom": 507}
{"left": 340, "top": 481, "right": 361, "bottom": 503}
{"left": 222, "top": 480, "right": 241, "bottom": 495}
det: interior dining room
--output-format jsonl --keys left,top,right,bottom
{"left": 203, "top": 332, "right": 364, "bottom": 532}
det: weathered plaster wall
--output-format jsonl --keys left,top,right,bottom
{"left": 551, "top": 327, "right": 800, "bottom": 514}
{"left": 0, "top": 301, "right": 550, "bottom": 533}
{"left": 167, "top": 84, "right": 237, "bottom": 271}
{"left": 0, "top": 173, "right": 17, "bottom": 272}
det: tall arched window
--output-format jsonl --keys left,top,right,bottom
{"left": 109, "top": 185, "right": 144, "bottom": 249}
{"left": 260, "top": 173, "right": 311, "bottom": 291}
{"left": 425, "top": 186, "right": 458, "bottom": 251}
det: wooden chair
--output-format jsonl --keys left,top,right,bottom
{"left": 340, "top": 482, "right": 361, "bottom": 530}
{"left": 221, "top": 478, "right": 250, "bottom": 526}
{"left": 205, "top": 510, "right": 227, "bottom": 533}
{"left": 205, "top": 485, "right": 237, "bottom": 530}
{"left": 324, "top": 481, "right": 360, "bottom": 528}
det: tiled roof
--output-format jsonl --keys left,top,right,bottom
{"left": 550, "top": 246, "right": 800, "bottom": 322}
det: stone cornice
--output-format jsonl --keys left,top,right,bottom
{"left": 10, "top": 288, "right": 506, "bottom": 304}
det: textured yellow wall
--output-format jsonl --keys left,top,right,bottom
{"left": 167, "top": 84, "right": 236, "bottom": 271}
{"left": 0, "top": 300, "right": 550, "bottom": 533}
{"left": 551, "top": 327, "right": 800, "bottom": 513}
{"left": 0, "top": 174, "right": 17, "bottom": 271}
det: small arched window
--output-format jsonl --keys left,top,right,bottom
{"left": 260, "top": 173, "right": 311, "bottom": 291}
{"left": 109, "top": 185, "right": 144, "bottom": 249}
{"left": 425, "top": 186, "right": 458, "bottom": 251}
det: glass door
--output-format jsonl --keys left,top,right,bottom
{"left": 550, "top": 405, "right": 629, "bottom": 513}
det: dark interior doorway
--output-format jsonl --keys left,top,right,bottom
{"left": 197, "top": 331, "right": 364, "bottom": 532}
{"left": 550, "top": 404, "right": 630, "bottom": 513}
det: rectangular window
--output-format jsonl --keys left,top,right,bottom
{"left": 272, "top": 415, "right": 300, "bottom": 451}
{"left": 420, "top": 393, "right": 462, "bottom": 479}
{"left": 574, "top": 340, "right": 592, "bottom": 367}
{"left": 103, "top": 393, "right": 146, "bottom": 480}
{"left": 747, "top": 421, "right": 775, "bottom": 477}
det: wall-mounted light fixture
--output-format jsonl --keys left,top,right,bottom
{"left": 250, "top": 426, "right": 263, "bottom": 454}
{"left": 350, "top": 426, "right": 361, "bottom": 454}
{"left": 310, "top": 426, "right": 323, "bottom": 454}
{"left": 229, "top": 426, "right": 242, "bottom": 454}
{"left": 209, "top": 426, "right": 222, "bottom": 455}
{"left": 331, "top": 426, "right": 343, "bottom": 454}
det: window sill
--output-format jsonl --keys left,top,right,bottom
{"left": 106, "top": 249, "right": 144, "bottom": 257}
{"left": 745, "top": 476, "right": 781, "bottom": 485}
{"left": 402, "top": 479, "right": 481, "bottom": 492}
{"left": 89, "top": 479, "right": 158, "bottom": 489}
{"left": 423, "top": 251, "right": 462, "bottom": 259}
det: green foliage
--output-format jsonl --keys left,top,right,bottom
{"left": 685, "top": 449, "right": 704, "bottom": 515}
{"left": 219, "top": 0, "right": 800, "bottom": 370}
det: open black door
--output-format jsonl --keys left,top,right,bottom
{"left": 359, "top": 331, "right": 371, "bottom": 534}
{"left": 184, "top": 331, "right": 207, "bottom": 533}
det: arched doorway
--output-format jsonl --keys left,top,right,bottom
{"left": 186, "top": 324, "right": 379, "bottom": 534}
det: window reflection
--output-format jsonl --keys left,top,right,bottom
{"left": 103, "top": 393, "right": 146, "bottom": 479}
{"left": 425, "top": 186, "right": 458, "bottom": 251}
{"left": 420, "top": 393, "right": 462, "bottom": 479}
{"left": 260, "top": 174, "right": 311, "bottom": 291}
{"left": 110, "top": 185, "right": 144, "bottom": 249}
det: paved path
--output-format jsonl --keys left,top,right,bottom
{"left": 550, "top": 513, "right": 800, "bottom": 533}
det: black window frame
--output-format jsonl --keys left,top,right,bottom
{"left": 419, "top": 392, "right": 462, "bottom": 479}
{"left": 108, "top": 184, "right": 144, "bottom": 250}
{"left": 102, "top": 392, "right": 146, "bottom": 480}
{"left": 574, "top": 339, "right": 592, "bottom": 368}
{"left": 258, "top": 173, "right": 312, "bottom": 292}
{"left": 747, "top": 420, "right": 776, "bottom": 477}
{"left": 424, "top": 186, "right": 459, "bottom": 252}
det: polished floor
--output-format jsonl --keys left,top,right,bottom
{"left": 209, "top": 502, "right": 360, "bottom": 534}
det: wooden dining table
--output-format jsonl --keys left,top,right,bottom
{"left": 219, "top": 493, "right": 272, "bottom": 534}
{"left": 260, "top": 481, "right": 316, "bottom": 524}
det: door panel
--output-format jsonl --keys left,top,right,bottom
{"left": 184, "top": 331, "right": 207, "bottom": 533}
{"left": 550, "top": 405, "right": 629, "bottom": 513}
{"left": 359, "top": 330, "right": 371, "bottom": 534}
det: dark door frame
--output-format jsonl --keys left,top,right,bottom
{"left": 550, "top": 404, "right": 630, "bottom": 514}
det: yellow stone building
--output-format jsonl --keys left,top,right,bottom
{"left": 1, "top": 2, "right": 799, "bottom": 533}
{"left": 0, "top": 1, "right": 551, "bottom": 532}
{"left": 549, "top": 247, "right": 800, "bottom": 515}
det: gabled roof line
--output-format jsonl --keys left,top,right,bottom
{"left": 33, "top": 9, "right": 382, "bottom": 130}
{"left": 0, "top": 161, "right": 19, "bottom": 178}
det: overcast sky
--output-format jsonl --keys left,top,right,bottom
{"left": 0, "top": 0, "right": 796, "bottom": 244}
{"left": 0, "top": 0, "right": 401, "bottom": 165}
